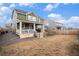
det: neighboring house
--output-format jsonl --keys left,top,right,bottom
{"left": 12, "top": 9, "right": 44, "bottom": 38}
{"left": 45, "top": 20, "right": 66, "bottom": 30}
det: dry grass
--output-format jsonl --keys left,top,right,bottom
{"left": 51, "top": 30, "right": 79, "bottom": 35}
{"left": 0, "top": 30, "right": 79, "bottom": 56}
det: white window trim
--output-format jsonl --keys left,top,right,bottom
{"left": 28, "top": 15, "right": 36, "bottom": 21}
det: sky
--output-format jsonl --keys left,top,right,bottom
{"left": 0, "top": 3, "right": 79, "bottom": 28}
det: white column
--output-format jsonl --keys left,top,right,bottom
{"left": 20, "top": 22, "right": 22, "bottom": 34}
{"left": 34, "top": 23, "right": 35, "bottom": 32}
{"left": 41, "top": 24, "right": 44, "bottom": 37}
{"left": 42, "top": 24, "right": 44, "bottom": 32}
{"left": 28, "top": 24, "right": 30, "bottom": 34}
{"left": 16, "top": 23, "right": 17, "bottom": 32}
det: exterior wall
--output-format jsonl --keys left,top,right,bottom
{"left": 16, "top": 10, "right": 44, "bottom": 24}
{"left": 12, "top": 10, "right": 18, "bottom": 33}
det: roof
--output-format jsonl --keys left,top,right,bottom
{"left": 12, "top": 9, "right": 45, "bottom": 21}
{"left": 14, "top": 9, "right": 28, "bottom": 14}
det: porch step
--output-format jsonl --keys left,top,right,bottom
{"left": 34, "top": 32, "right": 44, "bottom": 38}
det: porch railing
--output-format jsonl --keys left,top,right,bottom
{"left": 22, "top": 29, "right": 34, "bottom": 34}
{"left": 16, "top": 29, "right": 35, "bottom": 34}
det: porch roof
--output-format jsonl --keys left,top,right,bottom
{"left": 19, "top": 20, "right": 44, "bottom": 24}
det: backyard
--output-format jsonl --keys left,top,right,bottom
{"left": 0, "top": 30, "right": 79, "bottom": 56}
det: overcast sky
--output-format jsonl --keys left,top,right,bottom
{"left": 0, "top": 3, "right": 79, "bottom": 28}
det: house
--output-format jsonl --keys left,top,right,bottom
{"left": 12, "top": 9, "right": 44, "bottom": 38}
{"left": 44, "top": 20, "right": 65, "bottom": 30}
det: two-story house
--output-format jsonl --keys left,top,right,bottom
{"left": 12, "top": 9, "right": 44, "bottom": 38}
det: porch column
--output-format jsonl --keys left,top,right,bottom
{"left": 42, "top": 24, "right": 44, "bottom": 32}
{"left": 20, "top": 22, "right": 22, "bottom": 34}
{"left": 33, "top": 23, "right": 35, "bottom": 32}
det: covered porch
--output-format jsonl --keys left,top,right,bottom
{"left": 16, "top": 22, "right": 44, "bottom": 38}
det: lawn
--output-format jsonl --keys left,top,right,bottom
{"left": 0, "top": 34, "right": 79, "bottom": 56}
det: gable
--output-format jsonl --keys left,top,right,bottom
{"left": 27, "top": 13, "right": 37, "bottom": 21}
{"left": 12, "top": 9, "right": 44, "bottom": 24}
{"left": 27, "top": 12, "right": 44, "bottom": 23}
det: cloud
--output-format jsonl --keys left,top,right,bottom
{"left": 44, "top": 3, "right": 60, "bottom": 11}
{"left": 67, "top": 16, "right": 79, "bottom": 23}
{"left": 48, "top": 13, "right": 79, "bottom": 28}
{"left": 0, "top": 3, "right": 3, "bottom": 6}
{"left": 9, "top": 4, "right": 16, "bottom": 8}
{"left": 0, "top": 3, "right": 16, "bottom": 18}
{"left": 0, "top": 6, "right": 11, "bottom": 15}
{"left": 44, "top": 4, "right": 54, "bottom": 11}
{"left": 19, "top": 3, "right": 34, "bottom": 7}
{"left": 65, "top": 16, "right": 79, "bottom": 28}
{"left": 48, "top": 13, "right": 62, "bottom": 18}
{"left": 0, "top": 3, "right": 16, "bottom": 27}
{"left": 54, "top": 3, "right": 60, "bottom": 8}
{"left": 63, "top": 3, "right": 69, "bottom": 5}
{"left": 48, "top": 13, "right": 65, "bottom": 23}
{"left": 0, "top": 16, "right": 3, "bottom": 20}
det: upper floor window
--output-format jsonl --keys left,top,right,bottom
{"left": 17, "top": 13, "right": 26, "bottom": 20}
{"left": 32, "top": 16, "right": 36, "bottom": 21}
{"left": 28, "top": 15, "right": 36, "bottom": 21}
{"left": 28, "top": 15, "right": 32, "bottom": 21}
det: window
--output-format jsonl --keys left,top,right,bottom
{"left": 17, "top": 13, "right": 26, "bottom": 20}
{"left": 32, "top": 17, "right": 36, "bottom": 21}
{"left": 37, "top": 25, "right": 42, "bottom": 29}
{"left": 28, "top": 15, "right": 36, "bottom": 21}
{"left": 28, "top": 15, "right": 32, "bottom": 21}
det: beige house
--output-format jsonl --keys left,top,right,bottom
{"left": 45, "top": 20, "right": 66, "bottom": 30}
{"left": 12, "top": 9, "right": 44, "bottom": 38}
